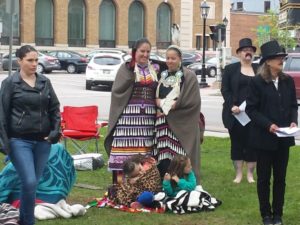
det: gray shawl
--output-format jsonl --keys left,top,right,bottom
{"left": 104, "top": 63, "right": 135, "bottom": 155}
{"left": 166, "top": 68, "right": 201, "bottom": 182}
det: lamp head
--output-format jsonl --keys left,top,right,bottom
{"left": 223, "top": 16, "right": 228, "bottom": 27}
{"left": 200, "top": 0, "right": 210, "bottom": 19}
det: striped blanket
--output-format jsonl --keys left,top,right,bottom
{"left": 0, "top": 203, "right": 19, "bottom": 225}
{"left": 165, "top": 187, "right": 222, "bottom": 214}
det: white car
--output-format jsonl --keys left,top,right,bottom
{"left": 85, "top": 52, "right": 131, "bottom": 90}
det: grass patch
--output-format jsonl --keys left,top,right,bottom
{"left": 1, "top": 132, "right": 300, "bottom": 225}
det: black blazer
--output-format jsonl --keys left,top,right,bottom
{"left": 221, "top": 62, "right": 259, "bottom": 129}
{"left": 246, "top": 74, "right": 298, "bottom": 150}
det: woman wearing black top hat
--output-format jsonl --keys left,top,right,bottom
{"left": 246, "top": 40, "right": 298, "bottom": 225}
{"left": 221, "top": 38, "right": 259, "bottom": 183}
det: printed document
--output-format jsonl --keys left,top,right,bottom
{"left": 233, "top": 101, "right": 251, "bottom": 126}
{"left": 275, "top": 127, "right": 300, "bottom": 137}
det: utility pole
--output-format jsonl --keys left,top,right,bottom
{"left": 7, "top": 0, "right": 16, "bottom": 76}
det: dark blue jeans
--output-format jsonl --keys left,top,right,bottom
{"left": 9, "top": 138, "right": 51, "bottom": 225}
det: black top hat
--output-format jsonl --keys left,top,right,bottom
{"left": 259, "top": 40, "right": 287, "bottom": 65}
{"left": 236, "top": 38, "right": 257, "bottom": 53}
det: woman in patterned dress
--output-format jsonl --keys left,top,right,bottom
{"left": 153, "top": 45, "right": 201, "bottom": 183}
{"left": 104, "top": 38, "right": 159, "bottom": 184}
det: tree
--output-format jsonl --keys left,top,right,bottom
{"left": 256, "top": 10, "right": 296, "bottom": 50}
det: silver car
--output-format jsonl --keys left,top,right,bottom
{"left": 1, "top": 52, "right": 61, "bottom": 73}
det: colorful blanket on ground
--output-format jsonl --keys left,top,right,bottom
{"left": 0, "top": 203, "right": 19, "bottom": 225}
{"left": 0, "top": 143, "right": 76, "bottom": 204}
{"left": 87, "top": 196, "right": 165, "bottom": 214}
{"left": 165, "top": 187, "right": 222, "bottom": 214}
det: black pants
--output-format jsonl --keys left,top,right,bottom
{"left": 256, "top": 145, "right": 289, "bottom": 218}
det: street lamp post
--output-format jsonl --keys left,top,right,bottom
{"left": 222, "top": 17, "right": 228, "bottom": 47}
{"left": 199, "top": 0, "right": 210, "bottom": 88}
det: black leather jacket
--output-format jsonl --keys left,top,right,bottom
{"left": 0, "top": 72, "right": 61, "bottom": 154}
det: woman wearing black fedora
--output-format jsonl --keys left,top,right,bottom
{"left": 221, "top": 38, "right": 259, "bottom": 183}
{"left": 246, "top": 40, "right": 298, "bottom": 225}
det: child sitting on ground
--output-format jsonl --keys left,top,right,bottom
{"left": 163, "top": 155, "right": 197, "bottom": 197}
{"left": 113, "top": 154, "right": 162, "bottom": 208}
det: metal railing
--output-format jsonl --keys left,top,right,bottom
{"left": 35, "top": 38, "right": 54, "bottom": 46}
{"left": 156, "top": 41, "right": 171, "bottom": 49}
{"left": 99, "top": 40, "right": 115, "bottom": 47}
{"left": 0, "top": 36, "right": 20, "bottom": 45}
{"left": 68, "top": 38, "right": 86, "bottom": 47}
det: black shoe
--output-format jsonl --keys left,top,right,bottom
{"left": 262, "top": 216, "right": 273, "bottom": 225}
{"left": 273, "top": 216, "right": 283, "bottom": 225}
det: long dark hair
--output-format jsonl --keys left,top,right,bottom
{"left": 16, "top": 45, "right": 37, "bottom": 60}
{"left": 128, "top": 38, "right": 151, "bottom": 70}
{"left": 167, "top": 155, "right": 189, "bottom": 187}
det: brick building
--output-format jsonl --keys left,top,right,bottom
{"left": 0, "top": 0, "right": 230, "bottom": 52}
{"left": 230, "top": 11, "right": 262, "bottom": 56}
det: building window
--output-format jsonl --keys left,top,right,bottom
{"left": 99, "top": 0, "right": 116, "bottom": 47}
{"left": 205, "top": 36, "right": 209, "bottom": 50}
{"left": 0, "top": 0, "right": 20, "bottom": 45}
{"left": 35, "top": 0, "right": 53, "bottom": 46}
{"left": 156, "top": 3, "right": 171, "bottom": 49}
{"left": 196, "top": 35, "right": 201, "bottom": 50}
{"left": 128, "top": 1, "right": 144, "bottom": 48}
{"left": 68, "top": 0, "right": 86, "bottom": 47}
{"left": 237, "top": 2, "right": 243, "bottom": 11}
{"left": 264, "top": 1, "right": 271, "bottom": 13}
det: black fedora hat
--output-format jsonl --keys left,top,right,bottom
{"left": 236, "top": 38, "right": 257, "bottom": 53}
{"left": 259, "top": 40, "right": 287, "bottom": 65}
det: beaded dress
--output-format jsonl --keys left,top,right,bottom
{"left": 108, "top": 63, "right": 159, "bottom": 171}
{"left": 153, "top": 69, "right": 186, "bottom": 161}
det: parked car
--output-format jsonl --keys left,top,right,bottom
{"left": 85, "top": 52, "right": 131, "bottom": 90}
{"left": 182, "top": 51, "right": 202, "bottom": 66}
{"left": 1, "top": 51, "right": 60, "bottom": 73}
{"left": 86, "top": 48, "right": 128, "bottom": 61}
{"left": 283, "top": 53, "right": 300, "bottom": 99}
{"left": 46, "top": 50, "right": 88, "bottom": 73}
{"left": 187, "top": 56, "right": 240, "bottom": 77}
{"left": 150, "top": 52, "right": 166, "bottom": 61}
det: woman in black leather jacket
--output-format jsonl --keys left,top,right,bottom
{"left": 0, "top": 45, "right": 61, "bottom": 225}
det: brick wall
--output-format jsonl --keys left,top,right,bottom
{"left": 230, "top": 12, "right": 261, "bottom": 56}
{"left": 18, "top": 0, "right": 181, "bottom": 49}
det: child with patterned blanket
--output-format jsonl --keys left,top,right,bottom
{"left": 162, "top": 155, "right": 221, "bottom": 213}
{"left": 112, "top": 155, "right": 162, "bottom": 208}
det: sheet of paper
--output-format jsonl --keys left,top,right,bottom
{"left": 275, "top": 127, "right": 300, "bottom": 137}
{"left": 233, "top": 101, "right": 251, "bottom": 126}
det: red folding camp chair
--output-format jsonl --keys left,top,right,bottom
{"left": 61, "top": 105, "right": 107, "bottom": 154}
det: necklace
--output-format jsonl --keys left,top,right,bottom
{"left": 160, "top": 70, "right": 183, "bottom": 87}
{"left": 134, "top": 62, "right": 158, "bottom": 82}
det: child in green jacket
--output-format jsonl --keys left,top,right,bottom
{"left": 163, "top": 155, "right": 197, "bottom": 197}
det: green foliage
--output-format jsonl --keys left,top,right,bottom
{"left": 257, "top": 10, "right": 296, "bottom": 49}
{"left": 1, "top": 134, "right": 300, "bottom": 225}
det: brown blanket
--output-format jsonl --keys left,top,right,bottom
{"left": 113, "top": 166, "right": 161, "bottom": 206}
